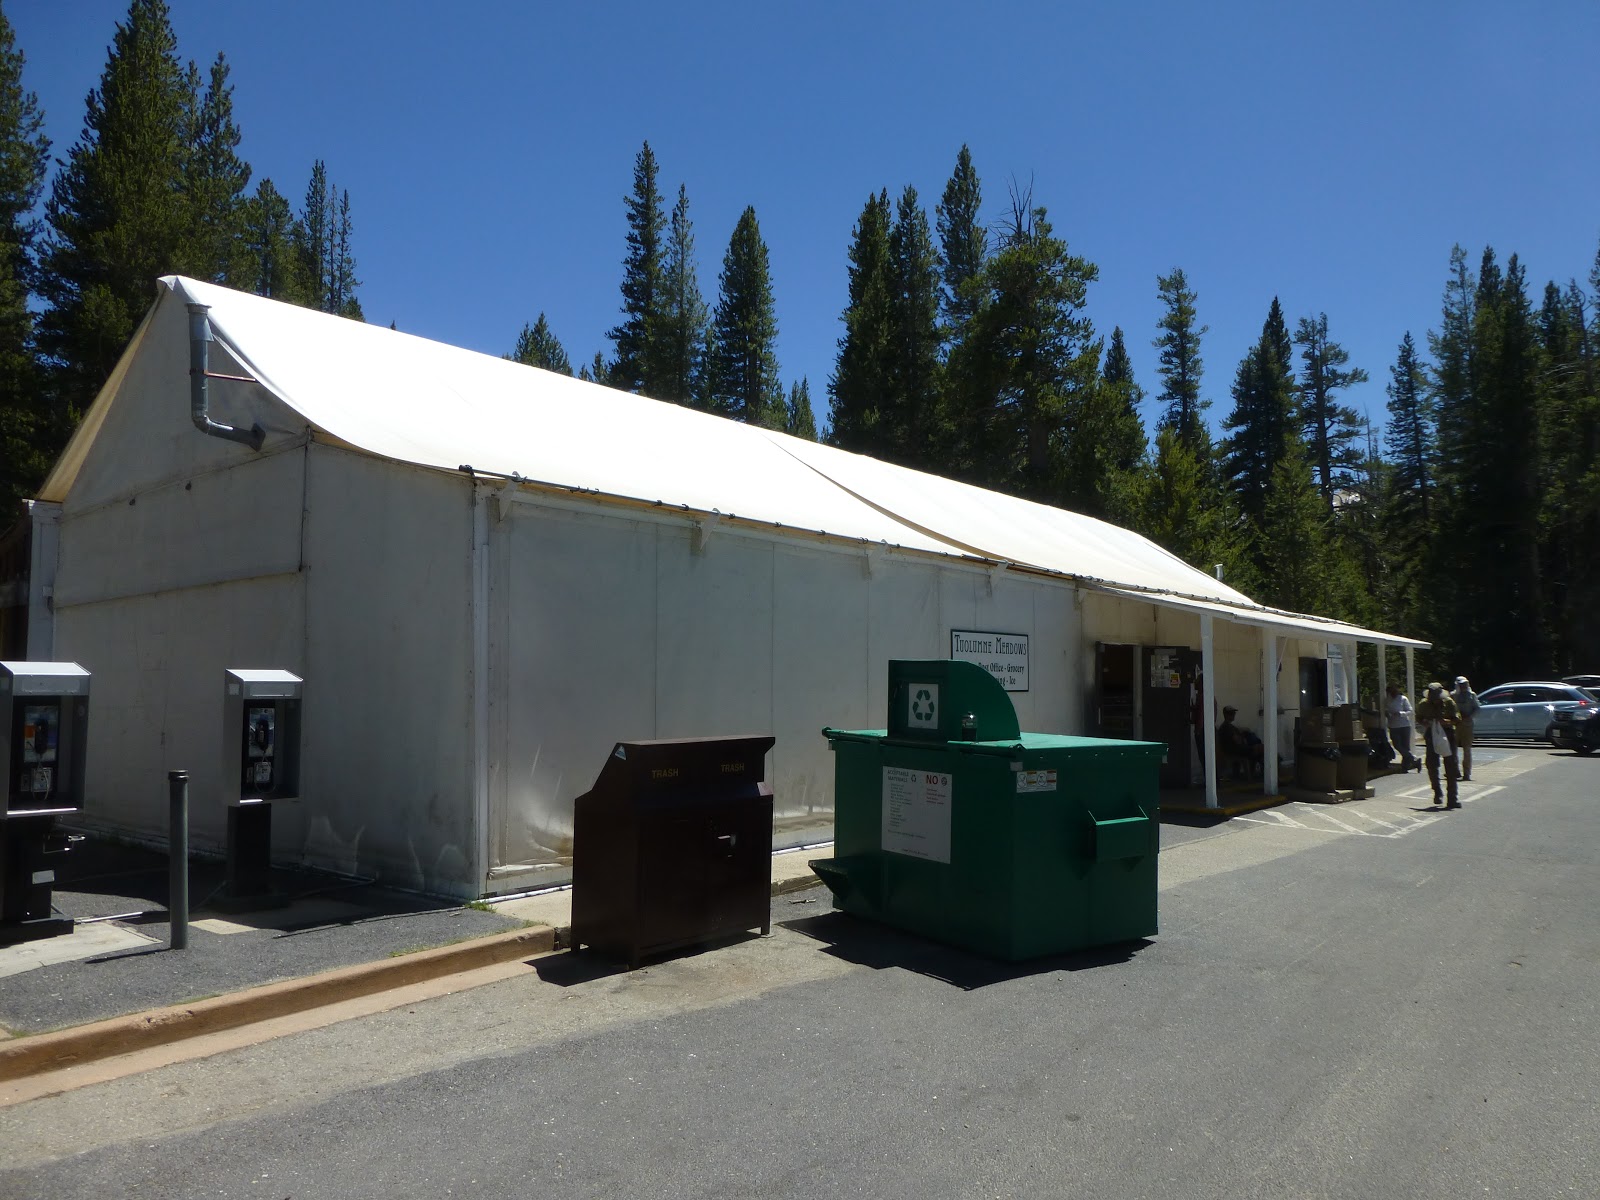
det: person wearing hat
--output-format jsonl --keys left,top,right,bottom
{"left": 1385, "top": 682, "right": 1419, "bottom": 771}
{"left": 1451, "top": 676, "right": 1480, "bottom": 780}
{"left": 1217, "top": 705, "right": 1264, "bottom": 778}
{"left": 1415, "top": 681, "right": 1462, "bottom": 808}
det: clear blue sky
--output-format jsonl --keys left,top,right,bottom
{"left": 12, "top": 0, "right": 1600, "bottom": 438}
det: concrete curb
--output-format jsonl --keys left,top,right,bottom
{"left": 1159, "top": 792, "right": 1288, "bottom": 818}
{"left": 771, "top": 871, "right": 825, "bottom": 897}
{"left": 0, "top": 924, "right": 554, "bottom": 1083}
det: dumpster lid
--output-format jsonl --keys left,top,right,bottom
{"left": 823, "top": 727, "right": 1167, "bottom": 759}
{"left": 886, "top": 659, "right": 1021, "bottom": 742}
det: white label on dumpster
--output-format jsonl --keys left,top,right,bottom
{"left": 1015, "top": 769, "right": 1057, "bottom": 793}
{"left": 881, "top": 767, "right": 952, "bottom": 863}
{"left": 906, "top": 683, "right": 940, "bottom": 730}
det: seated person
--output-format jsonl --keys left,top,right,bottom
{"left": 1217, "top": 706, "right": 1264, "bottom": 775}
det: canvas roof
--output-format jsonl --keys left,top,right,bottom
{"left": 43, "top": 276, "right": 1427, "bottom": 649}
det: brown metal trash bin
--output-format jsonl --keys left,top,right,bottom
{"left": 571, "top": 735, "right": 774, "bottom": 968}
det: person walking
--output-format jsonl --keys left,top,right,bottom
{"left": 1385, "top": 683, "right": 1418, "bottom": 771}
{"left": 1452, "top": 676, "right": 1480, "bottom": 780}
{"left": 1415, "top": 681, "right": 1462, "bottom": 808}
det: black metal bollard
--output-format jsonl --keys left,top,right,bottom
{"left": 168, "top": 770, "right": 189, "bottom": 950}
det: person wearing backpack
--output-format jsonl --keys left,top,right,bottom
{"left": 1417, "top": 682, "right": 1462, "bottom": 807}
{"left": 1452, "top": 676, "right": 1481, "bottom": 780}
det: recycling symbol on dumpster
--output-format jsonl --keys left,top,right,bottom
{"left": 908, "top": 684, "right": 939, "bottom": 728}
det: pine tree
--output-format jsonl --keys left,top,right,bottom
{"left": 240, "top": 178, "right": 308, "bottom": 302}
{"left": 578, "top": 351, "right": 609, "bottom": 386}
{"left": 1294, "top": 312, "right": 1368, "bottom": 512}
{"left": 1428, "top": 248, "right": 1551, "bottom": 678}
{"left": 37, "top": 0, "right": 192, "bottom": 431}
{"left": 1255, "top": 437, "right": 1334, "bottom": 612}
{"left": 508, "top": 313, "right": 572, "bottom": 375}
{"left": 1334, "top": 426, "right": 1389, "bottom": 629}
{"left": 1470, "top": 252, "right": 1547, "bottom": 676}
{"left": 1535, "top": 277, "right": 1597, "bottom": 658}
{"left": 658, "top": 184, "right": 706, "bottom": 407}
{"left": 1428, "top": 245, "right": 1475, "bottom": 479}
{"left": 1537, "top": 267, "right": 1600, "bottom": 669}
{"left": 934, "top": 147, "right": 987, "bottom": 475}
{"left": 297, "top": 160, "right": 330, "bottom": 308}
{"left": 1131, "top": 428, "right": 1251, "bottom": 589}
{"left": 946, "top": 195, "right": 1099, "bottom": 502}
{"left": 1221, "top": 298, "right": 1297, "bottom": 525}
{"left": 1382, "top": 331, "right": 1434, "bottom": 534}
{"left": 293, "top": 163, "right": 361, "bottom": 318}
{"left": 884, "top": 184, "right": 942, "bottom": 469}
{"left": 607, "top": 141, "right": 666, "bottom": 395}
{"left": 180, "top": 53, "right": 249, "bottom": 285}
{"left": 784, "top": 378, "right": 817, "bottom": 440}
{"left": 710, "top": 207, "right": 782, "bottom": 425}
{"left": 935, "top": 144, "right": 985, "bottom": 333}
{"left": 1152, "top": 267, "right": 1208, "bottom": 452}
{"left": 1098, "top": 326, "right": 1148, "bottom": 472}
{"left": 328, "top": 188, "right": 360, "bottom": 318}
{"left": 1080, "top": 327, "right": 1148, "bottom": 521}
{"left": 827, "top": 190, "right": 893, "bottom": 452}
{"left": 0, "top": 2, "right": 50, "bottom": 513}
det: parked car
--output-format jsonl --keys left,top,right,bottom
{"left": 1472, "top": 681, "right": 1595, "bottom": 739}
{"left": 1562, "top": 674, "right": 1600, "bottom": 690}
{"left": 1547, "top": 687, "right": 1600, "bottom": 755}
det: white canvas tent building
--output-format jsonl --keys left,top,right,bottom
{"left": 27, "top": 277, "right": 1426, "bottom": 899}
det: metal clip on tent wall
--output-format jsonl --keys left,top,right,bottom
{"left": 862, "top": 544, "right": 883, "bottom": 580}
{"left": 188, "top": 304, "right": 265, "bottom": 451}
{"left": 986, "top": 561, "right": 1011, "bottom": 598}
{"left": 691, "top": 512, "right": 720, "bottom": 556}
{"left": 492, "top": 477, "right": 523, "bottom": 524}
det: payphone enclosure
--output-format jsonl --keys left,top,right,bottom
{"left": 1, "top": 661, "right": 91, "bottom": 944}
{"left": 219, "top": 669, "right": 302, "bottom": 909}
{"left": 222, "top": 669, "right": 302, "bottom": 805}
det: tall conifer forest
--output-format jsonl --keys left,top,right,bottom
{"left": 3, "top": 2, "right": 1598, "bottom": 683}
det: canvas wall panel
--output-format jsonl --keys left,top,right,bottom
{"left": 770, "top": 544, "right": 869, "bottom": 839}
{"left": 60, "top": 295, "right": 308, "bottom": 513}
{"left": 487, "top": 506, "right": 1091, "bottom": 885}
{"left": 857, "top": 559, "right": 941, "bottom": 734}
{"left": 494, "top": 505, "right": 658, "bottom": 876}
{"left": 654, "top": 531, "right": 776, "bottom": 740}
{"left": 56, "top": 448, "right": 304, "bottom": 608}
{"left": 54, "top": 574, "right": 304, "bottom": 847}
{"left": 301, "top": 449, "right": 475, "bottom": 896}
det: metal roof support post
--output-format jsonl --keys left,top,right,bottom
{"left": 1377, "top": 642, "right": 1388, "bottom": 708}
{"left": 25, "top": 499, "right": 61, "bottom": 659}
{"left": 471, "top": 481, "right": 491, "bottom": 898}
{"left": 1201, "top": 613, "right": 1218, "bottom": 809}
{"left": 1405, "top": 646, "right": 1416, "bottom": 705}
{"left": 1262, "top": 627, "right": 1280, "bottom": 796}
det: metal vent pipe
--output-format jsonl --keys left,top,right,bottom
{"left": 188, "top": 303, "right": 264, "bottom": 451}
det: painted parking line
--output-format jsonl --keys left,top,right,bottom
{"left": 1233, "top": 770, "right": 1518, "bottom": 840}
{"left": 1341, "top": 808, "right": 1402, "bottom": 833}
{"left": 1236, "top": 803, "right": 1446, "bottom": 839}
{"left": 1302, "top": 807, "right": 1368, "bottom": 835}
{"left": 1393, "top": 783, "right": 1505, "bottom": 804}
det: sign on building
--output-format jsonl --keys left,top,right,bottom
{"left": 949, "top": 629, "right": 1029, "bottom": 692}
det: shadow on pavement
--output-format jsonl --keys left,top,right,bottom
{"left": 1158, "top": 810, "right": 1230, "bottom": 829}
{"left": 782, "top": 910, "right": 1148, "bottom": 990}
{"left": 0, "top": 833, "right": 525, "bottom": 1035}
{"left": 534, "top": 931, "right": 767, "bottom": 987}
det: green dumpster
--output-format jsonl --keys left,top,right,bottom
{"left": 811, "top": 659, "right": 1165, "bottom": 961}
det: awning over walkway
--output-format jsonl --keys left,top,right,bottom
{"left": 1084, "top": 585, "right": 1431, "bottom": 649}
